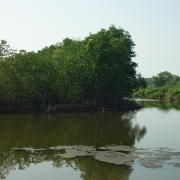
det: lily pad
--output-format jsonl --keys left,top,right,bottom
{"left": 49, "top": 146, "right": 74, "bottom": 150}
{"left": 94, "top": 151, "right": 136, "bottom": 165}
{"left": 11, "top": 145, "right": 180, "bottom": 168}
{"left": 58, "top": 149, "right": 92, "bottom": 158}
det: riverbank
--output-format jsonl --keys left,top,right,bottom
{"left": 0, "top": 100, "right": 141, "bottom": 113}
{"left": 133, "top": 86, "right": 180, "bottom": 101}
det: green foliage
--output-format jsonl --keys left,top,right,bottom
{"left": 134, "top": 85, "right": 180, "bottom": 101}
{"left": 134, "top": 71, "right": 180, "bottom": 101}
{"left": 166, "top": 75, "right": 180, "bottom": 87}
{"left": 135, "top": 73, "right": 147, "bottom": 90}
{"left": 81, "top": 25, "right": 137, "bottom": 107}
{"left": 0, "top": 25, "right": 141, "bottom": 110}
{"left": 54, "top": 26, "right": 139, "bottom": 109}
{"left": 0, "top": 40, "right": 10, "bottom": 58}
{"left": 168, "top": 89, "right": 180, "bottom": 100}
{"left": 0, "top": 40, "right": 16, "bottom": 59}
{"left": 152, "top": 71, "right": 173, "bottom": 87}
{"left": 133, "top": 86, "right": 166, "bottom": 100}
{"left": 0, "top": 52, "right": 61, "bottom": 109}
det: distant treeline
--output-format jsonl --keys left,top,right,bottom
{"left": 145, "top": 78, "right": 153, "bottom": 86}
{"left": 0, "top": 26, "right": 147, "bottom": 112}
{"left": 134, "top": 71, "right": 180, "bottom": 101}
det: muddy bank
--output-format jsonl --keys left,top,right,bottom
{"left": 0, "top": 101, "right": 141, "bottom": 113}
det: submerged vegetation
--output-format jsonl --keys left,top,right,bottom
{"left": 0, "top": 26, "right": 146, "bottom": 112}
{"left": 134, "top": 71, "right": 180, "bottom": 101}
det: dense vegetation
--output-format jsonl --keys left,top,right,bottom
{"left": 0, "top": 26, "right": 145, "bottom": 112}
{"left": 134, "top": 71, "right": 180, "bottom": 101}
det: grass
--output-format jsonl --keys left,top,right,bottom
{"left": 133, "top": 86, "right": 180, "bottom": 101}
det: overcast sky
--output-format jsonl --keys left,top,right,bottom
{"left": 0, "top": 0, "right": 180, "bottom": 77}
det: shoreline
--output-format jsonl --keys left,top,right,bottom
{"left": 0, "top": 102, "right": 142, "bottom": 114}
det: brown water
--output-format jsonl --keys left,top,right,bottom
{"left": 0, "top": 100, "right": 180, "bottom": 179}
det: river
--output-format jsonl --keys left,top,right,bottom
{"left": 0, "top": 100, "right": 180, "bottom": 179}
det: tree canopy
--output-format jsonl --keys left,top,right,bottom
{"left": 0, "top": 26, "right": 142, "bottom": 111}
{"left": 134, "top": 71, "right": 180, "bottom": 101}
{"left": 152, "top": 71, "right": 173, "bottom": 87}
{"left": 152, "top": 71, "right": 180, "bottom": 87}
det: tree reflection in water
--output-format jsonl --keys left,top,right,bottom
{"left": 137, "top": 100, "right": 180, "bottom": 111}
{"left": 0, "top": 111, "right": 146, "bottom": 179}
{"left": 0, "top": 150, "right": 133, "bottom": 180}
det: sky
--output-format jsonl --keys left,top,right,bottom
{"left": 0, "top": 0, "right": 180, "bottom": 78}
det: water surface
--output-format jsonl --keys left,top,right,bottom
{"left": 0, "top": 100, "right": 180, "bottom": 179}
